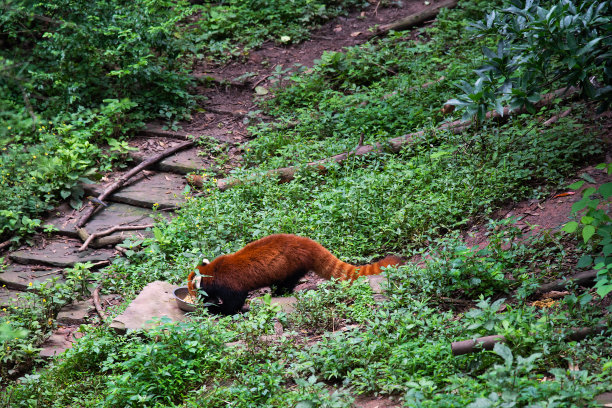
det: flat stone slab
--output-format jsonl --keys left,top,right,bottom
{"left": 596, "top": 392, "right": 612, "bottom": 406}
{"left": 39, "top": 326, "right": 84, "bottom": 358}
{"left": 0, "top": 264, "right": 64, "bottom": 291}
{"left": 57, "top": 299, "right": 94, "bottom": 325}
{"left": 0, "top": 286, "right": 25, "bottom": 308}
{"left": 110, "top": 281, "right": 187, "bottom": 333}
{"left": 110, "top": 172, "right": 187, "bottom": 209}
{"left": 47, "top": 202, "right": 155, "bottom": 238}
{"left": 367, "top": 275, "right": 389, "bottom": 302}
{"left": 157, "top": 147, "right": 208, "bottom": 174}
{"left": 9, "top": 240, "right": 114, "bottom": 268}
{"left": 251, "top": 296, "right": 297, "bottom": 314}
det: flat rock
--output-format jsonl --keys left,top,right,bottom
{"left": 596, "top": 392, "right": 612, "bottom": 407}
{"left": 56, "top": 299, "right": 94, "bottom": 325}
{"left": 0, "top": 264, "right": 64, "bottom": 291}
{"left": 110, "top": 172, "right": 188, "bottom": 209}
{"left": 157, "top": 148, "right": 208, "bottom": 174}
{"left": 110, "top": 281, "right": 187, "bottom": 333}
{"left": 367, "top": 275, "right": 388, "bottom": 302}
{"left": 47, "top": 202, "right": 155, "bottom": 238}
{"left": 0, "top": 286, "right": 25, "bottom": 308}
{"left": 39, "top": 326, "right": 81, "bottom": 358}
{"left": 9, "top": 240, "right": 114, "bottom": 268}
{"left": 252, "top": 296, "right": 297, "bottom": 314}
{"left": 139, "top": 124, "right": 193, "bottom": 140}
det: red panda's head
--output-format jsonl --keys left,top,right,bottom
{"left": 187, "top": 258, "right": 209, "bottom": 297}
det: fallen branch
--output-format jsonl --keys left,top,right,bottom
{"left": 78, "top": 224, "right": 154, "bottom": 251}
{"left": 535, "top": 270, "right": 597, "bottom": 295}
{"left": 76, "top": 140, "right": 193, "bottom": 228}
{"left": 451, "top": 335, "right": 505, "bottom": 356}
{"left": 0, "top": 239, "right": 14, "bottom": 251}
{"left": 543, "top": 107, "right": 572, "bottom": 126}
{"left": 451, "top": 325, "right": 608, "bottom": 356}
{"left": 372, "top": 0, "right": 459, "bottom": 37}
{"left": 212, "top": 87, "right": 579, "bottom": 191}
{"left": 93, "top": 285, "right": 106, "bottom": 320}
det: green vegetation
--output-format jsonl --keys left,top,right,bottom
{"left": 1, "top": 0, "right": 611, "bottom": 405}
{"left": 0, "top": 0, "right": 367, "bottom": 242}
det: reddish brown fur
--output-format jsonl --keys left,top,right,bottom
{"left": 187, "top": 234, "right": 403, "bottom": 314}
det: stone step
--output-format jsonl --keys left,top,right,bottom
{"left": 39, "top": 326, "right": 84, "bottom": 359}
{"left": 110, "top": 281, "right": 188, "bottom": 334}
{"left": 47, "top": 202, "right": 155, "bottom": 240}
{"left": 0, "top": 264, "right": 64, "bottom": 291}
{"left": 130, "top": 145, "right": 209, "bottom": 175}
{"left": 84, "top": 172, "right": 188, "bottom": 210}
{"left": 9, "top": 239, "right": 115, "bottom": 268}
{"left": 138, "top": 124, "right": 193, "bottom": 140}
{"left": 0, "top": 286, "right": 25, "bottom": 308}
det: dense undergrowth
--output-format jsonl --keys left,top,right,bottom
{"left": 0, "top": 0, "right": 366, "bottom": 242}
{"left": 1, "top": 0, "right": 611, "bottom": 405}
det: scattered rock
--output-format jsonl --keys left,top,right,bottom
{"left": 0, "top": 286, "right": 26, "bottom": 308}
{"left": 367, "top": 275, "right": 388, "bottom": 302}
{"left": 109, "top": 172, "right": 188, "bottom": 209}
{"left": 9, "top": 240, "right": 114, "bottom": 268}
{"left": 48, "top": 202, "right": 155, "bottom": 239}
{"left": 56, "top": 299, "right": 95, "bottom": 325}
{"left": 596, "top": 392, "right": 612, "bottom": 407}
{"left": 39, "top": 326, "right": 81, "bottom": 358}
{"left": 110, "top": 281, "right": 188, "bottom": 333}
{"left": 157, "top": 148, "right": 209, "bottom": 174}
{"left": 0, "top": 264, "right": 64, "bottom": 291}
{"left": 251, "top": 296, "right": 297, "bottom": 313}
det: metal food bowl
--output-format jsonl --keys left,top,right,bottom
{"left": 173, "top": 286, "right": 197, "bottom": 312}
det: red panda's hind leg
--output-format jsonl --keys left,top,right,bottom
{"left": 271, "top": 269, "right": 308, "bottom": 296}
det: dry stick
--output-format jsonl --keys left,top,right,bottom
{"left": 76, "top": 140, "right": 193, "bottom": 228}
{"left": 535, "top": 270, "right": 597, "bottom": 295}
{"left": 0, "top": 239, "right": 13, "bottom": 251}
{"left": 213, "top": 87, "right": 580, "bottom": 191}
{"left": 542, "top": 107, "right": 572, "bottom": 126}
{"left": 451, "top": 325, "right": 608, "bottom": 356}
{"left": 92, "top": 285, "right": 106, "bottom": 320}
{"left": 78, "top": 224, "right": 154, "bottom": 252}
{"left": 372, "top": 0, "right": 459, "bottom": 37}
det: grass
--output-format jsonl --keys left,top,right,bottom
{"left": 1, "top": 0, "right": 611, "bottom": 405}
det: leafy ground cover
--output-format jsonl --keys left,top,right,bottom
{"left": 0, "top": 0, "right": 366, "bottom": 242}
{"left": 1, "top": 0, "right": 611, "bottom": 406}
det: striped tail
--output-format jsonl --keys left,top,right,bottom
{"left": 313, "top": 250, "right": 403, "bottom": 281}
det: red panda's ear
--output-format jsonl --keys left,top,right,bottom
{"left": 200, "top": 258, "right": 210, "bottom": 266}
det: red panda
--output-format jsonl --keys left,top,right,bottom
{"left": 187, "top": 234, "right": 403, "bottom": 315}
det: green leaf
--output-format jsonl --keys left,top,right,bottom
{"left": 582, "top": 187, "right": 596, "bottom": 198}
{"left": 596, "top": 283, "right": 612, "bottom": 298}
{"left": 580, "top": 173, "right": 596, "bottom": 183}
{"left": 576, "top": 255, "right": 593, "bottom": 268}
{"left": 582, "top": 225, "right": 596, "bottom": 243}
{"left": 562, "top": 221, "right": 578, "bottom": 233}
{"left": 493, "top": 343, "right": 513, "bottom": 367}
{"left": 599, "top": 182, "right": 612, "bottom": 199}
{"left": 567, "top": 180, "right": 585, "bottom": 190}
{"left": 571, "top": 199, "right": 589, "bottom": 213}
{"left": 603, "top": 244, "right": 612, "bottom": 257}
{"left": 581, "top": 216, "right": 594, "bottom": 225}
